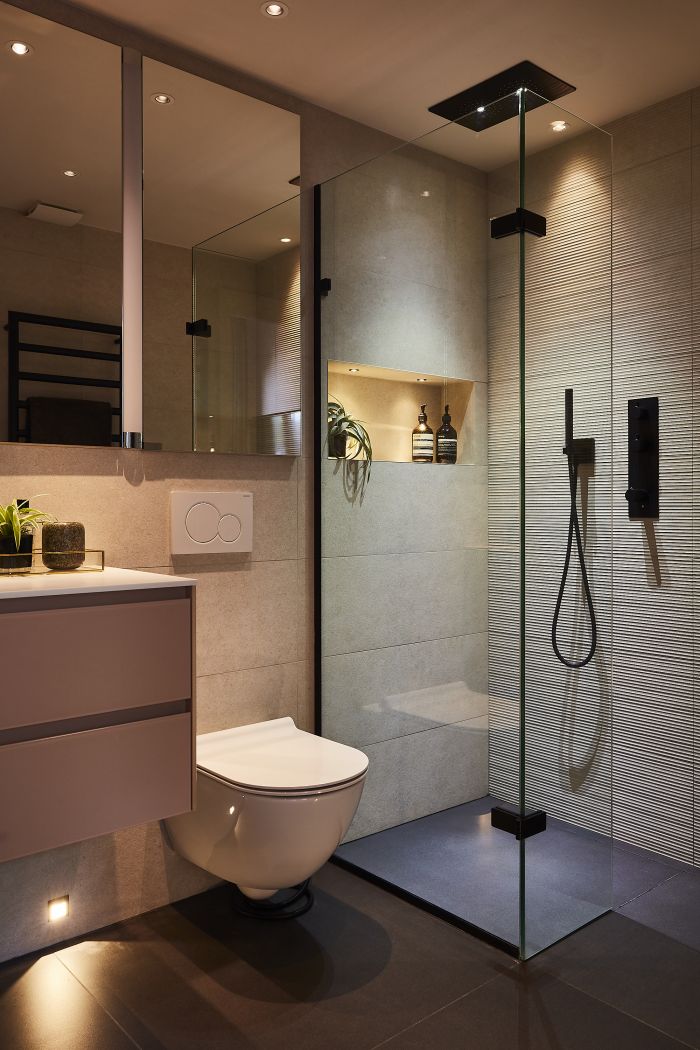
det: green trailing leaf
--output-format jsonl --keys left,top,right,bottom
{"left": 327, "top": 395, "right": 372, "bottom": 502}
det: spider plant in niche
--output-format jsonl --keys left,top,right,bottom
{"left": 0, "top": 498, "right": 54, "bottom": 571}
{"left": 327, "top": 398, "right": 372, "bottom": 502}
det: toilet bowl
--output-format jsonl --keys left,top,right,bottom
{"left": 165, "top": 717, "right": 368, "bottom": 899}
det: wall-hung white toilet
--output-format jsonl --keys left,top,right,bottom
{"left": 165, "top": 717, "right": 368, "bottom": 901}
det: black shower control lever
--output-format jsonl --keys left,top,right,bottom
{"left": 626, "top": 397, "right": 659, "bottom": 519}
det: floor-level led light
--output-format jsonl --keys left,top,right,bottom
{"left": 48, "top": 896, "right": 69, "bottom": 922}
{"left": 261, "top": 2, "right": 288, "bottom": 16}
{"left": 152, "top": 92, "right": 173, "bottom": 105}
{"left": 551, "top": 119, "right": 568, "bottom": 133}
{"left": 8, "top": 40, "right": 32, "bottom": 55}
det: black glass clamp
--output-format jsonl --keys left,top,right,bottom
{"left": 490, "top": 207, "right": 546, "bottom": 240}
{"left": 491, "top": 805, "right": 547, "bottom": 840}
{"left": 186, "top": 318, "right": 212, "bottom": 338}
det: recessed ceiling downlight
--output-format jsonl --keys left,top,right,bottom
{"left": 261, "top": 2, "right": 288, "bottom": 16}
{"left": 280, "top": 236, "right": 291, "bottom": 243}
{"left": 551, "top": 119, "right": 568, "bottom": 133}
{"left": 63, "top": 169, "right": 78, "bottom": 178}
{"left": 8, "top": 40, "right": 32, "bottom": 56}
{"left": 152, "top": 92, "right": 174, "bottom": 105}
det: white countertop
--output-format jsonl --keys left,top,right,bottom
{"left": 0, "top": 566, "right": 196, "bottom": 600}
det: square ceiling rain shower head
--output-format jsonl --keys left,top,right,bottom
{"left": 428, "top": 60, "right": 575, "bottom": 131}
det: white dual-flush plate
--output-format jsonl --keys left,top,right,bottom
{"left": 170, "top": 491, "right": 253, "bottom": 554}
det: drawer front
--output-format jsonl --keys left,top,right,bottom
{"left": 0, "top": 713, "right": 192, "bottom": 862}
{"left": 0, "top": 596, "right": 192, "bottom": 731}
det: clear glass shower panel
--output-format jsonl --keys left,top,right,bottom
{"left": 521, "top": 96, "right": 613, "bottom": 958}
{"left": 318, "top": 97, "right": 524, "bottom": 951}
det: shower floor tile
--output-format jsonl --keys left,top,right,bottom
{"left": 336, "top": 795, "right": 685, "bottom": 954}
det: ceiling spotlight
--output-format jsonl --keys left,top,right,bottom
{"left": 8, "top": 40, "right": 32, "bottom": 55}
{"left": 261, "top": 1, "right": 288, "bottom": 16}
{"left": 280, "top": 236, "right": 291, "bottom": 243}
{"left": 348, "top": 368, "right": 360, "bottom": 373}
{"left": 550, "top": 119, "right": 568, "bottom": 133}
{"left": 63, "top": 169, "right": 78, "bottom": 178}
{"left": 152, "top": 93, "right": 173, "bottom": 105}
{"left": 477, "top": 106, "right": 485, "bottom": 113}
{"left": 417, "top": 378, "right": 428, "bottom": 382}
{"left": 420, "top": 190, "right": 430, "bottom": 198}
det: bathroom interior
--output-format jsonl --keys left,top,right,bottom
{"left": 0, "top": 0, "right": 699, "bottom": 1045}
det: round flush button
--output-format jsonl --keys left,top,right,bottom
{"left": 185, "top": 501, "right": 220, "bottom": 543}
{"left": 218, "top": 513, "right": 242, "bottom": 543}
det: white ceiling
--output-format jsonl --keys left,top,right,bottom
{"left": 0, "top": 4, "right": 299, "bottom": 251}
{"left": 61, "top": 0, "right": 700, "bottom": 149}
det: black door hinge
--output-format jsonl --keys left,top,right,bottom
{"left": 186, "top": 318, "right": 212, "bottom": 337}
{"left": 490, "top": 207, "right": 546, "bottom": 240}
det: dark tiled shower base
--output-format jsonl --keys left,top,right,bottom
{"left": 336, "top": 796, "right": 693, "bottom": 954}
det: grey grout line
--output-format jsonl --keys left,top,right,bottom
{"left": 365, "top": 971, "right": 509, "bottom": 1050}
{"left": 54, "top": 954, "right": 145, "bottom": 1050}
{"left": 615, "top": 870, "right": 683, "bottom": 912}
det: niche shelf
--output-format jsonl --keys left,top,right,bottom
{"left": 327, "top": 360, "right": 476, "bottom": 464}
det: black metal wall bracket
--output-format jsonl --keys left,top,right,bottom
{"left": 491, "top": 806, "right": 547, "bottom": 840}
{"left": 626, "top": 396, "right": 659, "bottom": 519}
{"left": 186, "top": 318, "right": 212, "bottom": 337}
{"left": 490, "top": 207, "right": 546, "bottom": 240}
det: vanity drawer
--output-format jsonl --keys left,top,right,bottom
{"left": 0, "top": 593, "right": 192, "bottom": 731}
{"left": 0, "top": 712, "right": 192, "bottom": 863}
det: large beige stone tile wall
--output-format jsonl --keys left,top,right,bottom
{"left": 319, "top": 144, "right": 490, "bottom": 840}
{"left": 0, "top": 0, "right": 397, "bottom": 963}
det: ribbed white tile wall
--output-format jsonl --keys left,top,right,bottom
{"left": 488, "top": 91, "right": 699, "bottom": 865}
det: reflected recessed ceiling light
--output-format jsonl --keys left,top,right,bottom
{"left": 48, "top": 895, "right": 69, "bottom": 922}
{"left": 550, "top": 119, "right": 568, "bottom": 133}
{"left": 280, "top": 236, "right": 291, "bottom": 243}
{"left": 8, "top": 40, "right": 32, "bottom": 55}
{"left": 420, "top": 190, "right": 430, "bottom": 198}
{"left": 348, "top": 367, "right": 360, "bottom": 373}
{"left": 152, "top": 92, "right": 173, "bottom": 105}
{"left": 261, "top": 1, "right": 288, "bottom": 16}
{"left": 477, "top": 106, "right": 485, "bottom": 113}
{"left": 63, "top": 169, "right": 78, "bottom": 178}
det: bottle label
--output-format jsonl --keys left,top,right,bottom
{"left": 413, "top": 434, "right": 434, "bottom": 457}
{"left": 437, "top": 438, "right": 457, "bottom": 454}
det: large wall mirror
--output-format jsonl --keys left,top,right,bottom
{"left": 0, "top": 2, "right": 301, "bottom": 454}
{"left": 0, "top": 3, "right": 122, "bottom": 447}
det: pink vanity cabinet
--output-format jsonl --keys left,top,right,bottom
{"left": 0, "top": 568, "right": 196, "bottom": 862}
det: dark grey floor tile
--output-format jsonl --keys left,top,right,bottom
{"left": 531, "top": 911, "right": 700, "bottom": 1048}
{"left": 57, "top": 864, "right": 514, "bottom": 1050}
{"left": 0, "top": 954, "right": 137, "bottom": 1050}
{"left": 376, "top": 969, "right": 688, "bottom": 1050}
{"left": 619, "top": 870, "right": 700, "bottom": 950}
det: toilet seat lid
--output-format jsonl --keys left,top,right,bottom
{"left": 196, "top": 717, "right": 368, "bottom": 792}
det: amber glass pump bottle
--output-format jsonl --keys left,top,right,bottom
{"left": 436, "top": 404, "right": 457, "bottom": 463}
{"left": 412, "top": 404, "right": 434, "bottom": 463}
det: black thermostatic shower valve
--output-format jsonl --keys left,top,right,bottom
{"left": 491, "top": 806, "right": 547, "bottom": 840}
{"left": 626, "top": 396, "right": 659, "bottom": 520}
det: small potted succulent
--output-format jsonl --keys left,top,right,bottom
{"left": 0, "top": 498, "right": 54, "bottom": 571}
{"left": 327, "top": 398, "right": 372, "bottom": 501}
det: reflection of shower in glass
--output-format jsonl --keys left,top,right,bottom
{"left": 551, "top": 388, "right": 597, "bottom": 669}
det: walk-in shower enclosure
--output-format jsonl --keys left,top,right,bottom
{"left": 316, "top": 89, "right": 612, "bottom": 959}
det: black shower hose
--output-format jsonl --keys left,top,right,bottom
{"left": 551, "top": 453, "right": 597, "bottom": 669}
